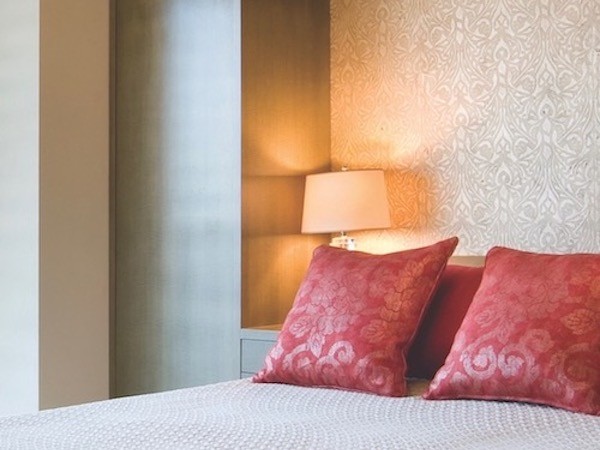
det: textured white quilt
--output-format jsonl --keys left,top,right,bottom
{"left": 0, "top": 379, "right": 599, "bottom": 449}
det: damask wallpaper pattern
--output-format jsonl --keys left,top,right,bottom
{"left": 331, "top": 0, "right": 600, "bottom": 254}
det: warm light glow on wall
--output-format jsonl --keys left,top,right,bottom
{"left": 244, "top": 123, "right": 329, "bottom": 175}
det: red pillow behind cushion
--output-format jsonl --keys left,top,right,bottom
{"left": 407, "top": 264, "right": 483, "bottom": 379}
{"left": 424, "top": 246, "right": 600, "bottom": 415}
{"left": 253, "top": 237, "right": 458, "bottom": 396}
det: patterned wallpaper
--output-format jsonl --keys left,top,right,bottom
{"left": 331, "top": 0, "right": 600, "bottom": 255}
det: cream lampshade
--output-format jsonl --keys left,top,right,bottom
{"left": 301, "top": 169, "right": 391, "bottom": 250}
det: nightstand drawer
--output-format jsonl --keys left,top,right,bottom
{"left": 241, "top": 339, "right": 276, "bottom": 374}
{"left": 240, "top": 327, "right": 279, "bottom": 377}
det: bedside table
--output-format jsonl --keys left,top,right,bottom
{"left": 239, "top": 325, "right": 280, "bottom": 378}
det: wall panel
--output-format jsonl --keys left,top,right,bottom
{"left": 39, "top": 0, "right": 111, "bottom": 410}
{"left": 115, "top": 0, "right": 241, "bottom": 396}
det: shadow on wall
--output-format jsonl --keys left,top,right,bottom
{"left": 242, "top": 173, "right": 330, "bottom": 329}
{"left": 242, "top": 175, "right": 306, "bottom": 236}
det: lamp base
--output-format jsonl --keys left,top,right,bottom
{"left": 330, "top": 234, "right": 356, "bottom": 251}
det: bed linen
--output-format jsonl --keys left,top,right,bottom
{"left": 1, "top": 379, "right": 599, "bottom": 449}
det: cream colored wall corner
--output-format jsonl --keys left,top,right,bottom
{"left": 331, "top": 0, "right": 600, "bottom": 255}
{"left": 39, "top": 1, "right": 110, "bottom": 408}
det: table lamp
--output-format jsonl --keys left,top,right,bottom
{"left": 301, "top": 169, "right": 391, "bottom": 250}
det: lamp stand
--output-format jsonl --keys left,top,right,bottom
{"left": 330, "top": 232, "right": 356, "bottom": 251}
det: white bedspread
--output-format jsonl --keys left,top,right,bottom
{"left": 0, "top": 379, "right": 599, "bottom": 449}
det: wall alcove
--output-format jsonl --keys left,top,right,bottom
{"left": 241, "top": 0, "right": 331, "bottom": 329}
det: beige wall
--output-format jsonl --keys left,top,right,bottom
{"left": 331, "top": 0, "right": 600, "bottom": 255}
{"left": 39, "top": 0, "right": 111, "bottom": 409}
{"left": 0, "top": 1, "right": 40, "bottom": 417}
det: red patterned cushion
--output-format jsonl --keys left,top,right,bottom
{"left": 253, "top": 237, "right": 458, "bottom": 396}
{"left": 424, "top": 247, "right": 600, "bottom": 415}
{"left": 407, "top": 264, "right": 483, "bottom": 379}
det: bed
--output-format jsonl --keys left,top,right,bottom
{"left": 1, "top": 378, "right": 599, "bottom": 449}
{"left": 1, "top": 240, "right": 598, "bottom": 448}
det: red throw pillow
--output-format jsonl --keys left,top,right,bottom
{"left": 253, "top": 237, "right": 458, "bottom": 396}
{"left": 424, "top": 247, "right": 600, "bottom": 415}
{"left": 407, "top": 264, "right": 483, "bottom": 379}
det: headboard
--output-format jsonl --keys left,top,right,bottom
{"left": 449, "top": 255, "right": 485, "bottom": 267}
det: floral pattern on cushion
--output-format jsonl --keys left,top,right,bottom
{"left": 253, "top": 237, "right": 458, "bottom": 396}
{"left": 424, "top": 246, "right": 600, "bottom": 415}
